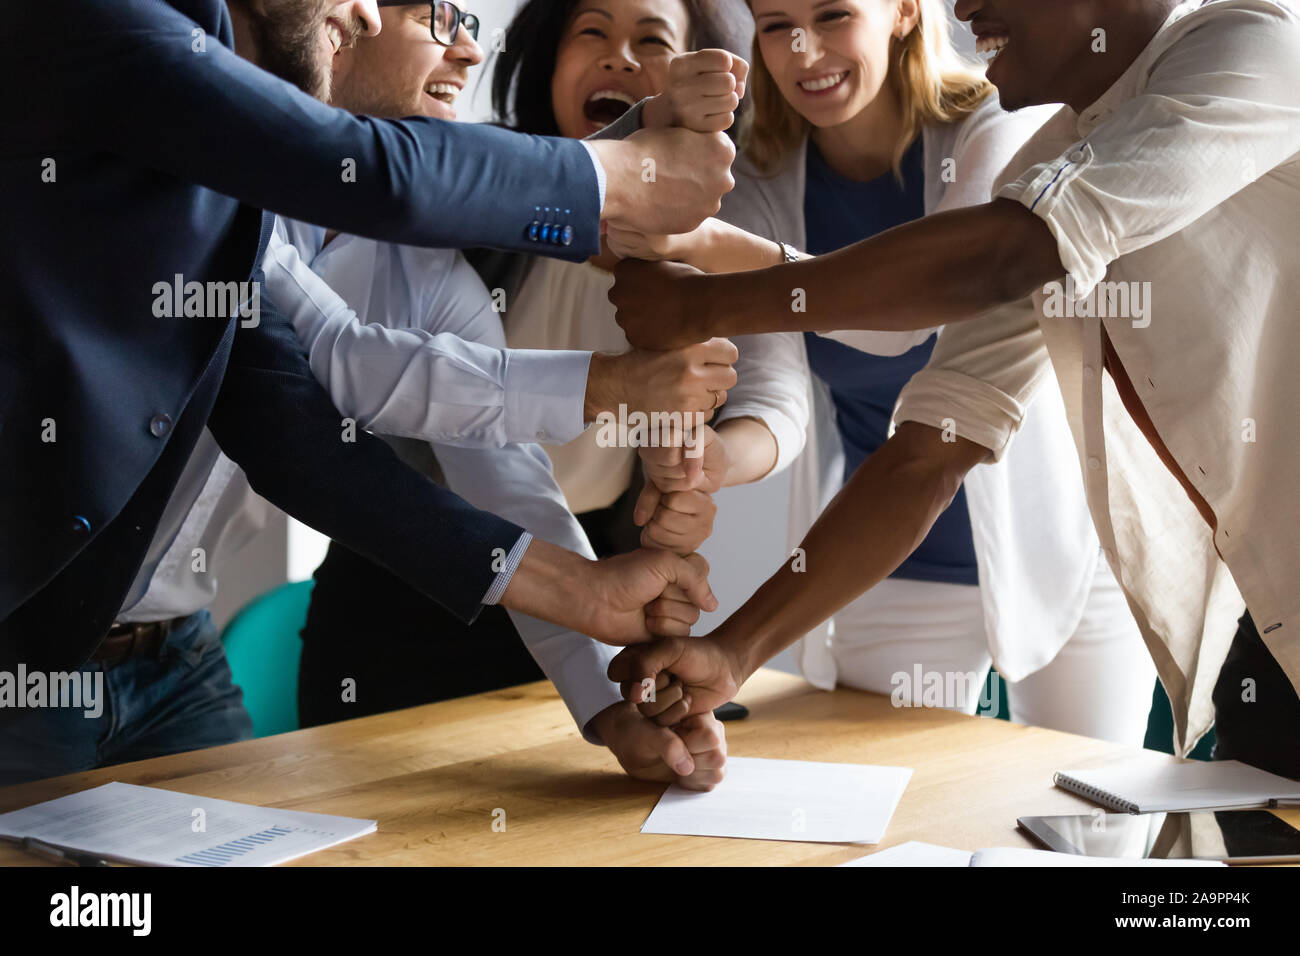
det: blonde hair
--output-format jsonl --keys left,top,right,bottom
{"left": 741, "top": 0, "right": 993, "bottom": 175}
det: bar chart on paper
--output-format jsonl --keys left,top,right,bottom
{"left": 0, "top": 782, "right": 376, "bottom": 867}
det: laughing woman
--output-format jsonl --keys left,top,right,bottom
{"left": 475, "top": 0, "right": 809, "bottom": 562}
{"left": 611, "top": 0, "right": 1156, "bottom": 744}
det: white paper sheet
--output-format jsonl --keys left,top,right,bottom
{"left": 840, "top": 840, "right": 972, "bottom": 866}
{"left": 0, "top": 781, "right": 376, "bottom": 867}
{"left": 969, "top": 847, "right": 1225, "bottom": 867}
{"left": 642, "top": 756, "right": 912, "bottom": 844}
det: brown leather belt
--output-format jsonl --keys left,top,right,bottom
{"left": 90, "top": 619, "right": 179, "bottom": 664}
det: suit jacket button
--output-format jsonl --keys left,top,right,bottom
{"left": 561, "top": 225, "right": 573, "bottom": 246}
{"left": 528, "top": 220, "right": 541, "bottom": 241}
{"left": 540, "top": 223, "right": 552, "bottom": 242}
{"left": 149, "top": 413, "right": 173, "bottom": 438}
{"left": 70, "top": 515, "right": 91, "bottom": 534}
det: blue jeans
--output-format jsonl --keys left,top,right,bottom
{"left": 0, "top": 610, "right": 253, "bottom": 785}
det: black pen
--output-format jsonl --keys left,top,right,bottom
{"left": 18, "top": 836, "right": 110, "bottom": 867}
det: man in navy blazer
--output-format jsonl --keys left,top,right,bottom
{"left": 0, "top": 0, "right": 732, "bottom": 745}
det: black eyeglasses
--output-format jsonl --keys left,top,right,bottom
{"left": 376, "top": 1, "right": 480, "bottom": 47}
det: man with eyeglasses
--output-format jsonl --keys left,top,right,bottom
{"left": 378, "top": 0, "right": 478, "bottom": 45}
{"left": 0, "top": 0, "right": 738, "bottom": 783}
{"left": 57, "top": 0, "right": 737, "bottom": 790}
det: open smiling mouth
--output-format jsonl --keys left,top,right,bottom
{"left": 975, "top": 34, "right": 1010, "bottom": 66}
{"left": 583, "top": 90, "right": 638, "bottom": 126}
{"left": 797, "top": 71, "right": 849, "bottom": 95}
{"left": 425, "top": 82, "right": 461, "bottom": 105}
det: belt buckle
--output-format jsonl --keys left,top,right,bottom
{"left": 138, "top": 620, "right": 169, "bottom": 660}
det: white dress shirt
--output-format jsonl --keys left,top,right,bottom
{"left": 270, "top": 221, "right": 623, "bottom": 737}
{"left": 125, "top": 223, "right": 625, "bottom": 740}
{"left": 116, "top": 139, "right": 612, "bottom": 619}
{"left": 895, "top": 0, "right": 1300, "bottom": 753}
{"left": 265, "top": 220, "right": 593, "bottom": 450}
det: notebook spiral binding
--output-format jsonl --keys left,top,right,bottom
{"left": 1053, "top": 772, "right": 1141, "bottom": 814}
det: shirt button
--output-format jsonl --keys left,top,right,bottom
{"left": 149, "top": 413, "right": 173, "bottom": 438}
{"left": 70, "top": 514, "right": 91, "bottom": 534}
{"left": 1068, "top": 149, "right": 1087, "bottom": 164}
{"left": 1087, "top": 456, "right": 1101, "bottom": 470}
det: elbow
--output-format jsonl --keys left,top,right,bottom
{"left": 884, "top": 422, "right": 988, "bottom": 512}
{"left": 988, "top": 199, "right": 1065, "bottom": 305}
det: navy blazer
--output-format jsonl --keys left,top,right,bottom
{"left": 0, "top": 0, "right": 604, "bottom": 671}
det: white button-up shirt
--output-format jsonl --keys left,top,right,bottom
{"left": 125, "top": 222, "right": 623, "bottom": 740}
{"left": 896, "top": 0, "right": 1300, "bottom": 754}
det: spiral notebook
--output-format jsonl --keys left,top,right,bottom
{"left": 1054, "top": 757, "right": 1300, "bottom": 814}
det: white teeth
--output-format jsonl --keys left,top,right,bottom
{"left": 975, "top": 35, "right": 1009, "bottom": 56}
{"left": 798, "top": 72, "right": 847, "bottom": 92}
{"left": 426, "top": 82, "right": 461, "bottom": 99}
{"left": 586, "top": 89, "right": 637, "bottom": 107}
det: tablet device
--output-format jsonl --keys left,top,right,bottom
{"left": 1017, "top": 809, "right": 1300, "bottom": 864}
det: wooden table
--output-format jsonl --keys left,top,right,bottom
{"left": 2, "top": 669, "right": 1294, "bottom": 865}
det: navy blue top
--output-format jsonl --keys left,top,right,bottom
{"left": 802, "top": 137, "right": 979, "bottom": 586}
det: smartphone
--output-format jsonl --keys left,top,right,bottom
{"left": 712, "top": 702, "right": 749, "bottom": 721}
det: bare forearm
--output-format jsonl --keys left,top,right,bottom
{"left": 713, "top": 423, "right": 990, "bottom": 680}
{"left": 682, "top": 218, "right": 787, "bottom": 275}
{"left": 715, "top": 417, "right": 778, "bottom": 486}
{"left": 698, "top": 199, "right": 1061, "bottom": 338}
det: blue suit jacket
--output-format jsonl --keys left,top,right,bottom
{"left": 0, "top": 0, "right": 604, "bottom": 671}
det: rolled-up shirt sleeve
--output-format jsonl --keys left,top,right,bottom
{"left": 996, "top": 1, "right": 1300, "bottom": 299}
{"left": 717, "top": 332, "right": 812, "bottom": 477}
{"left": 894, "top": 299, "right": 1052, "bottom": 461}
{"left": 262, "top": 228, "right": 590, "bottom": 448}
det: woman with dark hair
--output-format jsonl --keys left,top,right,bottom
{"left": 475, "top": 0, "right": 806, "bottom": 565}
{"left": 491, "top": 0, "right": 749, "bottom": 137}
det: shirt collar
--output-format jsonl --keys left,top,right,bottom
{"left": 1074, "top": 0, "right": 1201, "bottom": 136}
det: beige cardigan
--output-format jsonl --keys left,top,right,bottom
{"left": 715, "top": 95, "right": 1109, "bottom": 687}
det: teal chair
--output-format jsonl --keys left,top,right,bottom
{"left": 979, "top": 668, "right": 1216, "bottom": 759}
{"left": 220, "top": 580, "right": 314, "bottom": 738}
{"left": 1143, "top": 679, "right": 1216, "bottom": 759}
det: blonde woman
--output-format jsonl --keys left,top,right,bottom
{"left": 478, "top": 0, "right": 796, "bottom": 561}
{"left": 612, "top": 0, "right": 1155, "bottom": 744}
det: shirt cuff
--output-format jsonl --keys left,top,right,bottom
{"left": 995, "top": 143, "right": 1109, "bottom": 300}
{"left": 564, "top": 645, "right": 623, "bottom": 745}
{"left": 716, "top": 404, "right": 806, "bottom": 478}
{"left": 578, "top": 140, "right": 607, "bottom": 214}
{"left": 503, "top": 348, "right": 591, "bottom": 444}
{"left": 481, "top": 531, "right": 532, "bottom": 606}
{"left": 508, "top": 615, "right": 623, "bottom": 744}
{"left": 894, "top": 369, "right": 1029, "bottom": 463}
